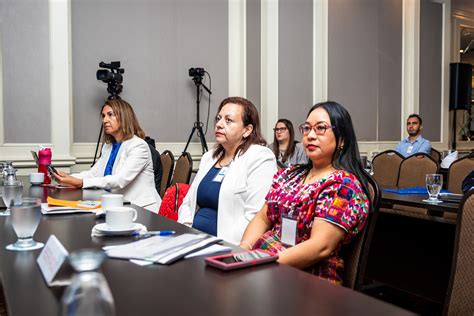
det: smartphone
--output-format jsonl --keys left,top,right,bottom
{"left": 30, "top": 151, "right": 39, "bottom": 167}
{"left": 205, "top": 249, "right": 278, "bottom": 271}
{"left": 46, "top": 164, "right": 58, "bottom": 175}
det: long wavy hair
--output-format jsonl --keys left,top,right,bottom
{"left": 298, "top": 101, "right": 369, "bottom": 197}
{"left": 101, "top": 99, "right": 145, "bottom": 143}
{"left": 213, "top": 97, "right": 266, "bottom": 160}
{"left": 272, "top": 119, "right": 296, "bottom": 163}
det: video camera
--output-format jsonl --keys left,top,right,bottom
{"left": 97, "top": 61, "right": 124, "bottom": 100}
{"left": 189, "top": 67, "right": 205, "bottom": 78}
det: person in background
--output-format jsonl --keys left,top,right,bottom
{"left": 269, "top": 119, "right": 308, "bottom": 169}
{"left": 462, "top": 170, "right": 474, "bottom": 194}
{"left": 240, "top": 101, "right": 370, "bottom": 285}
{"left": 395, "top": 114, "right": 431, "bottom": 157}
{"left": 54, "top": 99, "right": 161, "bottom": 212}
{"left": 178, "top": 97, "right": 277, "bottom": 245}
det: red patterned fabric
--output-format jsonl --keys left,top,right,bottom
{"left": 254, "top": 167, "right": 369, "bottom": 285}
{"left": 158, "top": 183, "right": 190, "bottom": 221}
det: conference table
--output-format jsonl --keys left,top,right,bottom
{"left": 380, "top": 190, "right": 460, "bottom": 214}
{"left": 0, "top": 180, "right": 411, "bottom": 316}
{"left": 364, "top": 189, "right": 462, "bottom": 313}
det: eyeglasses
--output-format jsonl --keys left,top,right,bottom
{"left": 273, "top": 127, "right": 288, "bottom": 133}
{"left": 298, "top": 123, "right": 335, "bottom": 136}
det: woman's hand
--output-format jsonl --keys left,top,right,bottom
{"left": 53, "top": 171, "right": 83, "bottom": 188}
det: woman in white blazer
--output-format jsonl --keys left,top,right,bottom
{"left": 178, "top": 97, "right": 277, "bottom": 245}
{"left": 54, "top": 99, "right": 161, "bottom": 212}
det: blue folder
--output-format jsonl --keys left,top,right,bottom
{"left": 383, "top": 187, "right": 449, "bottom": 195}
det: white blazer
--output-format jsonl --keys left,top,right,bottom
{"left": 72, "top": 135, "right": 161, "bottom": 212}
{"left": 178, "top": 144, "right": 277, "bottom": 245}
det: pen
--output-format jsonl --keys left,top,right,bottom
{"left": 132, "top": 230, "right": 176, "bottom": 237}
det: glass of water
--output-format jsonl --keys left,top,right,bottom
{"left": 0, "top": 179, "right": 23, "bottom": 216}
{"left": 6, "top": 197, "right": 44, "bottom": 251}
{"left": 424, "top": 174, "right": 443, "bottom": 203}
{"left": 61, "top": 250, "right": 115, "bottom": 316}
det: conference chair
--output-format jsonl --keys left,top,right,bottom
{"left": 430, "top": 148, "right": 442, "bottom": 164}
{"left": 371, "top": 150, "right": 403, "bottom": 188}
{"left": 392, "top": 153, "right": 438, "bottom": 216}
{"left": 170, "top": 152, "right": 193, "bottom": 186}
{"left": 159, "top": 150, "right": 175, "bottom": 198}
{"left": 397, "top": 153, "right": 439, "bottom": 188}
{"left": 144, "top": 137, "right": 163, "bottom": 195}
{"left": 342, "top": 173, "right": 380, "bottom": 290}
{"left": 443, "top": 153, "right": 474, "bottom": 221}
{"left": 443, "top": 190, "right": 474, "bottom": 316}
{"left": 447, "top": 153, "right": 474, "bottom": 194}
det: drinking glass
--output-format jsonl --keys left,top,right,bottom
{"left": 61, "top": 249, "right": 115, "bottom": 316}
{"left": 424, "top": 174, "right": 443, "bottom": 203}
{"left": 6, "top": 197, "right": 44, "bottom": 251}
{"left": 0, "top": 179, "right": 23, "bottom": 216}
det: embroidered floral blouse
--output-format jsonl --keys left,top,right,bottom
{"left": 253, "top": 167, "right": 369, "bottom": 285}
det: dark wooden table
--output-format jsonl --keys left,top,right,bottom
{"left": 0, "top": 181, "right": 412, "bottom": 315}
{"left": 381, "top": 190, "right": 460, "bottom": 213}
{"left": 364, "top": 188, "right": 461, "bottom": 313}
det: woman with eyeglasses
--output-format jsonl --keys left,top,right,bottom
{"left": 269, "top": 119, "right": 308, "bottom": 169}
{"left": 178, "top": 97, "right": 277, "bottom": 245}
{"left": 240, "top": 101, "right": 370, "bottom": 285}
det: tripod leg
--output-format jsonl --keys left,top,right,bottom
{"left": 196, "top": 125, "right": 208, "bottom": 153}
{"left": 184, "top": 126, "right": 197, "bottom": 153}
{"left": 92, "top": 124, "right": 104, "bottom": 167}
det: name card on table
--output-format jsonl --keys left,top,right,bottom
{"left": 37, "top": 235, "right": 71, "bottom": 287}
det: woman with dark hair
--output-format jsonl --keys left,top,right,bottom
{"left": 240, "top": 101, "right": 369, "bottom": 285}
{"left": 178, "top": 97, "right": 277, "bottom": 244}
{"left": 269, "top": 119, "right": 308, "bottom": 168}
{"left": 54, "top": 99, "right": 161, "bottom": 212}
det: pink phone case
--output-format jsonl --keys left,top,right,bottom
{"left": 205, "top": 249, "right": 278, "bottom": 271}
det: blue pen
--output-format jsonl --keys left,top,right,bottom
{"left": 132, "top": 230, "right": 176, "bottom": 237}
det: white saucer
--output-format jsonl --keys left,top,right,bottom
{"left": 95, "top": 223, "right": 142, "bottom": 235}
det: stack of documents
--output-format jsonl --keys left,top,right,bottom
{"left": 41, "top": 197, "right": 101, "bottom": 215}
{"left": 41, "top": 204, "right": 100, "bottom": 215}
{"left": 105, "top": 233, "right": 222, "bottom": 264}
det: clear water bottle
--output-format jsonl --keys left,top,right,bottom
{"left": 61, "top": 249, "right": 115, "bottom": 316}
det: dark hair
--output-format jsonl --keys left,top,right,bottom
{"left": 213, "top": 97, "right": 266, "bottom": 160}
{"left": 299, "top": 101, "right": 369, "bottom": 198}
{"left": 272, "top": 119, "right": 296, "bottom": 163}
{"left": 407, "top": 114, "right": 422, "bottom": 125}
{"left": 101, "top": 99, "right": 145, "bottom": 143}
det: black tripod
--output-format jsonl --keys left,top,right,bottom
{"left": 184, "top": 76, "right": 212, "bottom": 154}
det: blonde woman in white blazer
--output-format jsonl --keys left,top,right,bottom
{"left": 54, "top": 99, "right": 161, "bottom": 212}
{"left": 178, "top": 97, "right": 277, "bottom": 245}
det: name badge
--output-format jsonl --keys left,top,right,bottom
{"left": 213, "top": 167, "right": 229, "bottom": 183}
{"left": 281, "top": 216, "right": 297, "bottom": 246}
{"left": 406, "top": 145, "right": 413, "bottom": 154}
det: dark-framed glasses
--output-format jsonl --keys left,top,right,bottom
{"left": 298, "top": 123, "right": 335, "bottom": 136}
{"left": 273, "top": 127, "right": 288, "bottom": 133}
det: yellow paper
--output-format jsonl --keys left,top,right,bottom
{"left": 47, "top": 197, "right": 101, "bottom": 210}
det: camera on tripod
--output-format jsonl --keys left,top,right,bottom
{"left": 97, "top": 61, "right": 124, "bottom": 100}
{"left": 189, "top": 67, "right": 206, "bottom": 84}
{"left": 189, "top": 67, "right": 205, "bottom": 78}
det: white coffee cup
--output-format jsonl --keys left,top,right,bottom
{"left": 29, "top": 172, "right": 45, "bottom": 185}
{"left": 101, "top": 194, "right": 123, "bottom": 212}
{"left": 106, "top": 207, "right": 137, "bottom": 230}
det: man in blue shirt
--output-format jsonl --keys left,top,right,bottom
{"left": 395, "top": 114, "right": 431, "bottom": 157}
